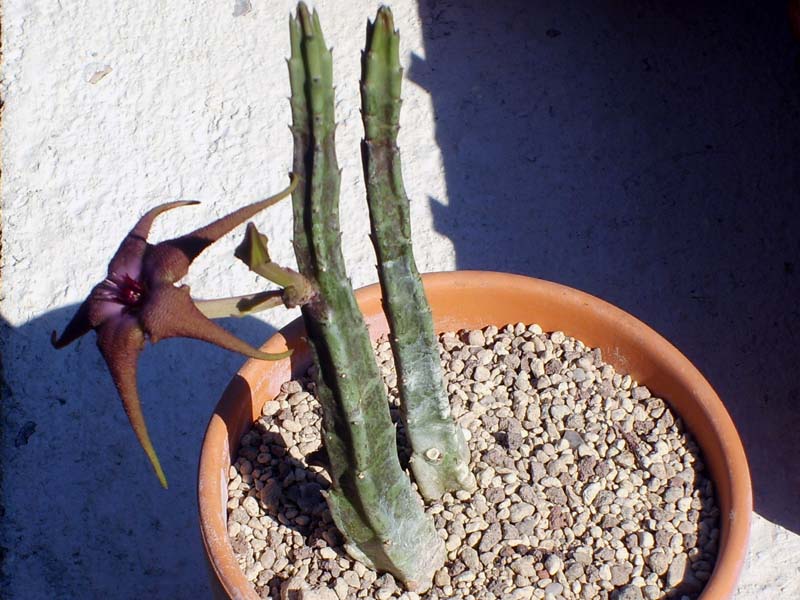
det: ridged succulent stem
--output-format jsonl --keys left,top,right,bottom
{"left": 287, "top": 4, "right": 443, "bottom": 591}
{"left": 360, "top": 7, "right": 476, "bottom": 500}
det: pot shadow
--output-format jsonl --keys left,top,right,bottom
{"left": 0, "top": 306, "right": 279, "bottom": 599}
{"left": 411, "top": 0, "right": 800, "bottom": 533}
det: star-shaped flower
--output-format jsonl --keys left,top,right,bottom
{"left": 52, "top": 177, "right": 298, "bottom": 488}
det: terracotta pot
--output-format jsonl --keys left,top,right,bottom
{"left": 198, "top": 271, "right": 751, "bottom": 600}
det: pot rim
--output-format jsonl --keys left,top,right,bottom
{"left": 198, "top": 270, "right": 751, "bottom": 600}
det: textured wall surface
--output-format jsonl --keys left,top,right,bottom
{"left": 2, "top": 0, "right": 798, "bottom": 598}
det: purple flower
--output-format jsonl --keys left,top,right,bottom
{"left": 52, "top": 178, "right": 297, "bottom": 487}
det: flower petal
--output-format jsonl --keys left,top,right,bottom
{"left": 51, "top": 296, "right": 95, "bottom": 348}
{"left": 142, "top": 176, "right": 297, "bottom": 286}
{"left": 108, "top": 200, "right": 199, "bottom": 280}
{"left": 140, "top": 284, "right": 292, "bottom": 360}
{"left": 96, "top": 314, "right": 169, "bottom": 488}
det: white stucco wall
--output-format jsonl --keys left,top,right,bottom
{"left": 2, "top": 1, "right": 798, "bottom": 598}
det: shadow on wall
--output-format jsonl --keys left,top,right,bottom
{"left": 411, "top": 0, "right": 800, "bottom": 533}
{"left": 0, "top": 307, "right": 277, "bottom": 598}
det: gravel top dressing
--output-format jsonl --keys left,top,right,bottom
{"left": 226, "top": 324, "right": 720, "bottom": 600}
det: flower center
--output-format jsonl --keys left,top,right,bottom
{"left": 118, "top": 275, "right": 146, "bottom": 307}
{"left": 99, "top": 272, "right": 147, "bottom": 312}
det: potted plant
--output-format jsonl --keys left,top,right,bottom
{"left": 52, "top": 4, "right": 751, "bottom": 599}
{"left": 200, "top": 272, "right": 752, "bottom": 600}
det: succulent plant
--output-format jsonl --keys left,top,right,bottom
{"left": 286, "top": 3, "right": 444, "bottom": 590}
{"left": 53, "top": 3, "right": 473, "bottom": 592}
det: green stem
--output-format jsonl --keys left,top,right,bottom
{"left": 193, "top": 291, "right": 284, "bottom": 319}
{"left": 361, "top": 7, "right": 475, "bottom": 500}
{"left": 287, "top": 4, "right": 443, "bottom": 591}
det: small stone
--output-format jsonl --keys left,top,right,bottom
{"left": 544, "top": 582, "right": 563, "bottom": 596}
{"left": 517, "top": 516, "right": 538, "bottom": 536}
{"left": 228, "top": 521, "right": 241, "bottom": 538}
{"left": 577, "top": 456, "right": 597, "bottom": 481}
{"left": 638, "top": 531, "right": 655, "bottom": 549}
{"left": 479, "top": 523, "right": 502, "bottom": 552}
{"left": 664, "top": 486, "right": 683, "bottom": 503}
{"left": 544, "top": 554, "right": 562, "bottom": 575}
{"left": 434, "top": 568, "right": 451, "bottom": 587}
{"left": 546, "top": 487, "right": 568, "bottom": 506}
{"left": 642, "top": 585, "right": 660, "bottom": 600}
{"left": 667, "top": 552, "right": 688, "bottom": 587}
{"left": 548, "top": 506, "right": 569, "bottom": 529}
{"left": 259, "top": 481, "right": 282, "bottom": 510}
{"left": 565, "top": 562, "right": 584, "bottom": 580}
{"left": 647, "top": 550, "right": 670, "bottom": 575}
{"left": 260, "top": 548, "right": 276, "bottom": 569}
{"left": 510, "top": 502, "right": 536, "bottom": 523}
{"left": 242, "top": 496, "right": 260, "bottom": 518}
{"left": 467, "top": 330, "right": 486, "bottom": 346}
{"left": 563, "top": 430, "right": 584, "bottom": 448}
{"left": 461, "top": 546, "right": 481, "bottom": 571}
{"left": 319, "top": 547, "right": 337, "bottom": 560}
{"left": 262, "top": 401, "right": 281, "bottom": 416}
{"left": 611, "top": 585, "right": 643, "bottom": 600}
{"left": 376, "top": 587, "right": 393, "bottom": 600}
{"left": 283, "top": 419, "right": 303, "bottom": 433}
{"left": 582, "top": 482, "right": 603, "bottom": 505}
{"left": 545, "top": 358, "right": 563, "bottom": 375}
{"left": 511, "top": 556, "right": 537, "bottom": 578}
{"left": 610, "top": 562, "right": 633, "bottom": 586}
{"left": 342, "top": 571, "right": 360, "bottom": 588}
{"left": 244, "top": 562, "right": 263, "bottom": 581}
{"left": 474, "top": 366, "right": 491, "bottom": 382}
{"left": 333, "top": 579, "right": 348, "bottom": 600}
{"left": 513, "top": 586, "right": 536, "bottom": 600}
{"left": 515, "top": 373, "right": 532, "bottom": 391}
{"left": 573, "top": 547, "right": 593, "bottom": 565}
{"left": 530, "top": 462, "right": 547, "bottom": 482}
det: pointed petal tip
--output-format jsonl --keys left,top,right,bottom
{"left": 51, "top": 329, "right": 78, "bottom": 349}
{"left": 142, "top": 436, "right": 168, "bottom": 488}
{"left": 50, "top": 297, "right": 94, "bottom": 349}
{"left": 153, "top": 456, "right": 169, "bottom": 489}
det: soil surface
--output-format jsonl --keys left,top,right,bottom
{"left": 227, "top": 324, "right": 719, "bottom": 600}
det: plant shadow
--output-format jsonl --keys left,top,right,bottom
{"left": 411, "top": 0, "right": 800, "bottom": 534}
{"left": 0, "top": 305, "right": 278, "bottom": 598}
